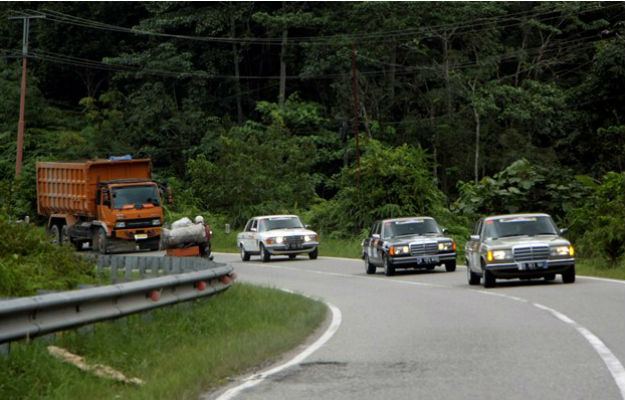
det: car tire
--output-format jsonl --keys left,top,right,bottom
{"left": 240, "top": 244, "right": 250, "bottom": 261}
{"left": 444, "top": 260, "right": 456, "bottom": 272}
{"left": 48, "top": 225, "right": 61, "bottom": 245}
{"left": 467, "top": 263, "right": 481, "bottom": 285}
{"left": 94, "top": 228, "right": 109, "bottom": 255}
{"left": 260, "top": 244, "right": 271, "bottom": 262}
{"left": 365, "top": 254, "right": 376, "bottom": 275}
{"left": 308, "top": 248, "right": 318, "bottom": 260}
{"left": 562, "top": 266, "right": 576, "bottom": 284}
{"left": 483, "top": 268, "right": 495, "bottom": 288}
{"left": 383, "top": 254, "right": 395, "bottom": 276}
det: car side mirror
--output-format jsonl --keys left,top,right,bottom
{"left": 442, "top": 228, "right": 448, "bottom": 234}
{"left": 559, "top": 228, "right": 568, "bottom": 235}
{"left": 305, "top": 224, "right": 311, "bottom": 229}
{"left": 470, "top": 234, "right": 480, "bottom": 241}
{"left": 372, "top": 234, "right": 380, "bottom": 239}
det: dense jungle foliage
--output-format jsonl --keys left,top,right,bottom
{"left": 1, "top": 2, "right": 624, "bottom": 268}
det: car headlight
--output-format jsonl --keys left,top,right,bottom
{"left": 114, "top": 221, "right": 126, "bottom": 229}
{"left": 438, "top": 241, "right": 456, "bottom": 251}
{"left": 551, "top": 245, "right": 574, "bottom": 257}
{"left": 275, "top": 236, "right": 284, "bottom": 244}
{"left": 390, "top": 245, "right": 410, "bottom": 256}
{"left": 152, "top": 219, "right": 161, "bottom": 226}
{"left": 487, "top": 249, "right": 511, "bottom": 262}
{"left": 304, "top": 234, "right": 318, "bottom": 242}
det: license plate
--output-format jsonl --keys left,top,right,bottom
{"left": 518, "top": 261, "right": 548, "bottom": 270}
{"left": 135, "top": 234, "right": 148, "bottom": 240}
{"left": 288, "top": 243, "right": 303, "bottom": 249}
{"left": 416, "top": 256, "right": 439, "bottom": 264}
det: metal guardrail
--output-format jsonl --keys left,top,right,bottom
{"left": 0, "top": 261, "right": 235, "bottom": 345}
{"left": 90, "top": 254, "right": 218, "bottom": 282}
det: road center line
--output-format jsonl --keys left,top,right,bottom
{"left": 213, "top": 300, "right": 342, "bottom": 400}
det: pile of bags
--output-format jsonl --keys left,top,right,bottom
{"left": 161, "top": 216, "right": 208, "bottom": 249}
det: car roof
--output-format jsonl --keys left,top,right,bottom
{"left": 252, "top": 215, "right": 300, "bottom": 220}
{"left": 381, "top": 216, "right": 435, "bottom": 223}
{"left": 484, "top": 213, "right": 551, "bottom": 221}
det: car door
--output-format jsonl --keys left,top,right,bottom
{"left": 365, "top": 222, "right": 380, "bottom": 264}
{"left": 240, "top": 219, "right": 253, "bottom": 251}
{"left": 372, "top": 222, "right": 385, "bottom": 265}
{"left": 467, "top": 218, "right": 483, "bottom": 270}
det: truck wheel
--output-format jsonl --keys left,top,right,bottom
{"left": 95, "top": 228, "right": 109, "bottom": 255}
{"left": 240, "top": 244, "right": 250, "bottom": 261}
{"left": 260, "top": 244, "right": 271, "bottom": 262}
{"left": 308, "top": 248, "right": 318, "bottom": 260}
{"left": 61, "top": 225, "right": 70, "bottom": 245}
{"left": 48, "top": 225, "right": 61, "bottom": 245}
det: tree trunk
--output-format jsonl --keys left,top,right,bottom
{"left": 279, "top": 28, "right": 288, "bottom": 108}
{"left": 471, "top": 81, "right": 481, "bottom": 184}
{"left": 230, "top": 13, "right": 243, "bottom": 124}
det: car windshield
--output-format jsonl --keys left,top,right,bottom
{"left": 112, "top": 185, "right": 160, "bottom": 209}
{"left": 383, "top": 219, "right": 441, "bottom": 238}
{"left": 259, "top": 217, "right": 304, "bottom": 231}
{"left": 483, "top": 216, "right": 558, "bottom": 239}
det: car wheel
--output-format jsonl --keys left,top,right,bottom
{"left": 562, "top": 266, "right": 576, "bottom": 284}
{"left": 240, "top": 244, "right": 250, "bottom": 261}
{"left": 289, "top": 254, "right": 296, "bottom": 260}
{"left": 48, "top": 225, "right": 61, "bottom": 245}
{"left": 383, "top": 254, "right": 395, "bottom": 276}
{"left": 467, "top": 263, "right": 481, "bottom": 285}
{"left": 308, "top": 248, "right": 318, "bottom": 260}
{"left": 260, "top": 244, "right": 271, "bottom": 262}
{"left": 444, "top": 260, "right": 456, "bottom": 272}
{"left": 364, "top": 254, "right": 376, "bottom": 275}
{"left": 544, "top": 273, "right": 556, "bottom": 281}
{"left": 95, "top": 228, "right": 109, "bottom": 255}
{"left": 482, "top": 267, "right": 496, "bottom": 288}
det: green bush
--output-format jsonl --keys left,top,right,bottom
{"left": 0, "top": 213, "right": 99, "bottom": 297}
{"left": 567, "top": 172, "right": 625, "bottom": 266}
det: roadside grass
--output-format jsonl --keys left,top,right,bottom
{"left": 0, "top": 283, "right": 327, "bottom": 400}
{"left": 576, "top": 258, "right": 625, "bottom": 281}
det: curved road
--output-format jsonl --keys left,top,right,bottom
{"left": 201, "top": 253, "right": 625, "bottom": 400}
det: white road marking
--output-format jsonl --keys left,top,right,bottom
{"left": 533, "top": 303, "right": 625, "bottom": 399}
{"left": 225, "top": 258, "right": 625, "bottom": 399}
{"left": 214, "top": 300, "right": 342, "bottom": 400}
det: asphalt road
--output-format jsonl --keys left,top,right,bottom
{"left": 196, "top": 252, "right": 625, "bottom": 400}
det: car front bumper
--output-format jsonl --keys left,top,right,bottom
{"left": 265, "top": 243, "right": 318, "bottom": 255}
{"left": 485, "top": 258, "right": 574, "bottom": 278}
{"left": 390, "top": 252, "right": 456, "bottom": 267}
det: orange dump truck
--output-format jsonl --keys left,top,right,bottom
{"left": 36, "top": 158, "right": 171, "bottom": 254}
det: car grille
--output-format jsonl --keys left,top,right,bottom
{"left": 410, "top": 242, "right": 438, "bottom": 256}
{"left": 513, "top": 245, "right": 549, "bottom": 261}
{"left": 118, "top": 218, "right": 155, "bottom": 229}
{"left": 284, "top": 235, "right": 304, "bottom": 245}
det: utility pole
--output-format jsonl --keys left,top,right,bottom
{"left": 9, "top": 14, "right": 44, "bottom": 179}
{"left": 351, "top": 43, "right": 361, "bottom": 185}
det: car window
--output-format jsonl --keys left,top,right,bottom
{"left": 474, "top": 219, "right": 483, "bottom": 236}
{"left": 259, "top": 216, "right": 304, "bottom": 231}
{"left": 383, "top": 219, "right": 441, "bottom": 238}
{"left": 244, "top": 219, "right": 252, "bottom": 232}
{"left": 483, "top": 216, "right": 558, "bottom": 239}
{"left": 251, "top": 219, "right": 258, "bottom": 231}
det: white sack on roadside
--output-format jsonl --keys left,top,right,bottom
{"left": 171, "top": 217, "right": 193, "bottom": 229}
{"left": 162, "top": 223, "right": 206, "bottom": 247}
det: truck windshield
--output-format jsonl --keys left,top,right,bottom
{"left": 483, "top": 216, "right": 558, "bottom": 239}
{"left": 384, "top": 219, "right": 441, "bottom": 238}
{"left": 112, "top": 185, "right": 160, "bottom": 209}
{"left": 259, "top": 217, "right": 304, "bottom": 231}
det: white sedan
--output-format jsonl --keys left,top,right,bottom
{"left": 237, "top": 215, "right": 319, "bottom": 262}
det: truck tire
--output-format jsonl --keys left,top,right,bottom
{"left": 49, "top": 225, "right": 61, "bottom": 245}
{"left": 61, "top": 225, "right": 70, "bottom": 246}
{"left": 95, "top": 228, "right": 109, "bottom": 255}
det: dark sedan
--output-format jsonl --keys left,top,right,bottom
{"left": 362, "top": 217, "right": 457, "bottom": 276}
